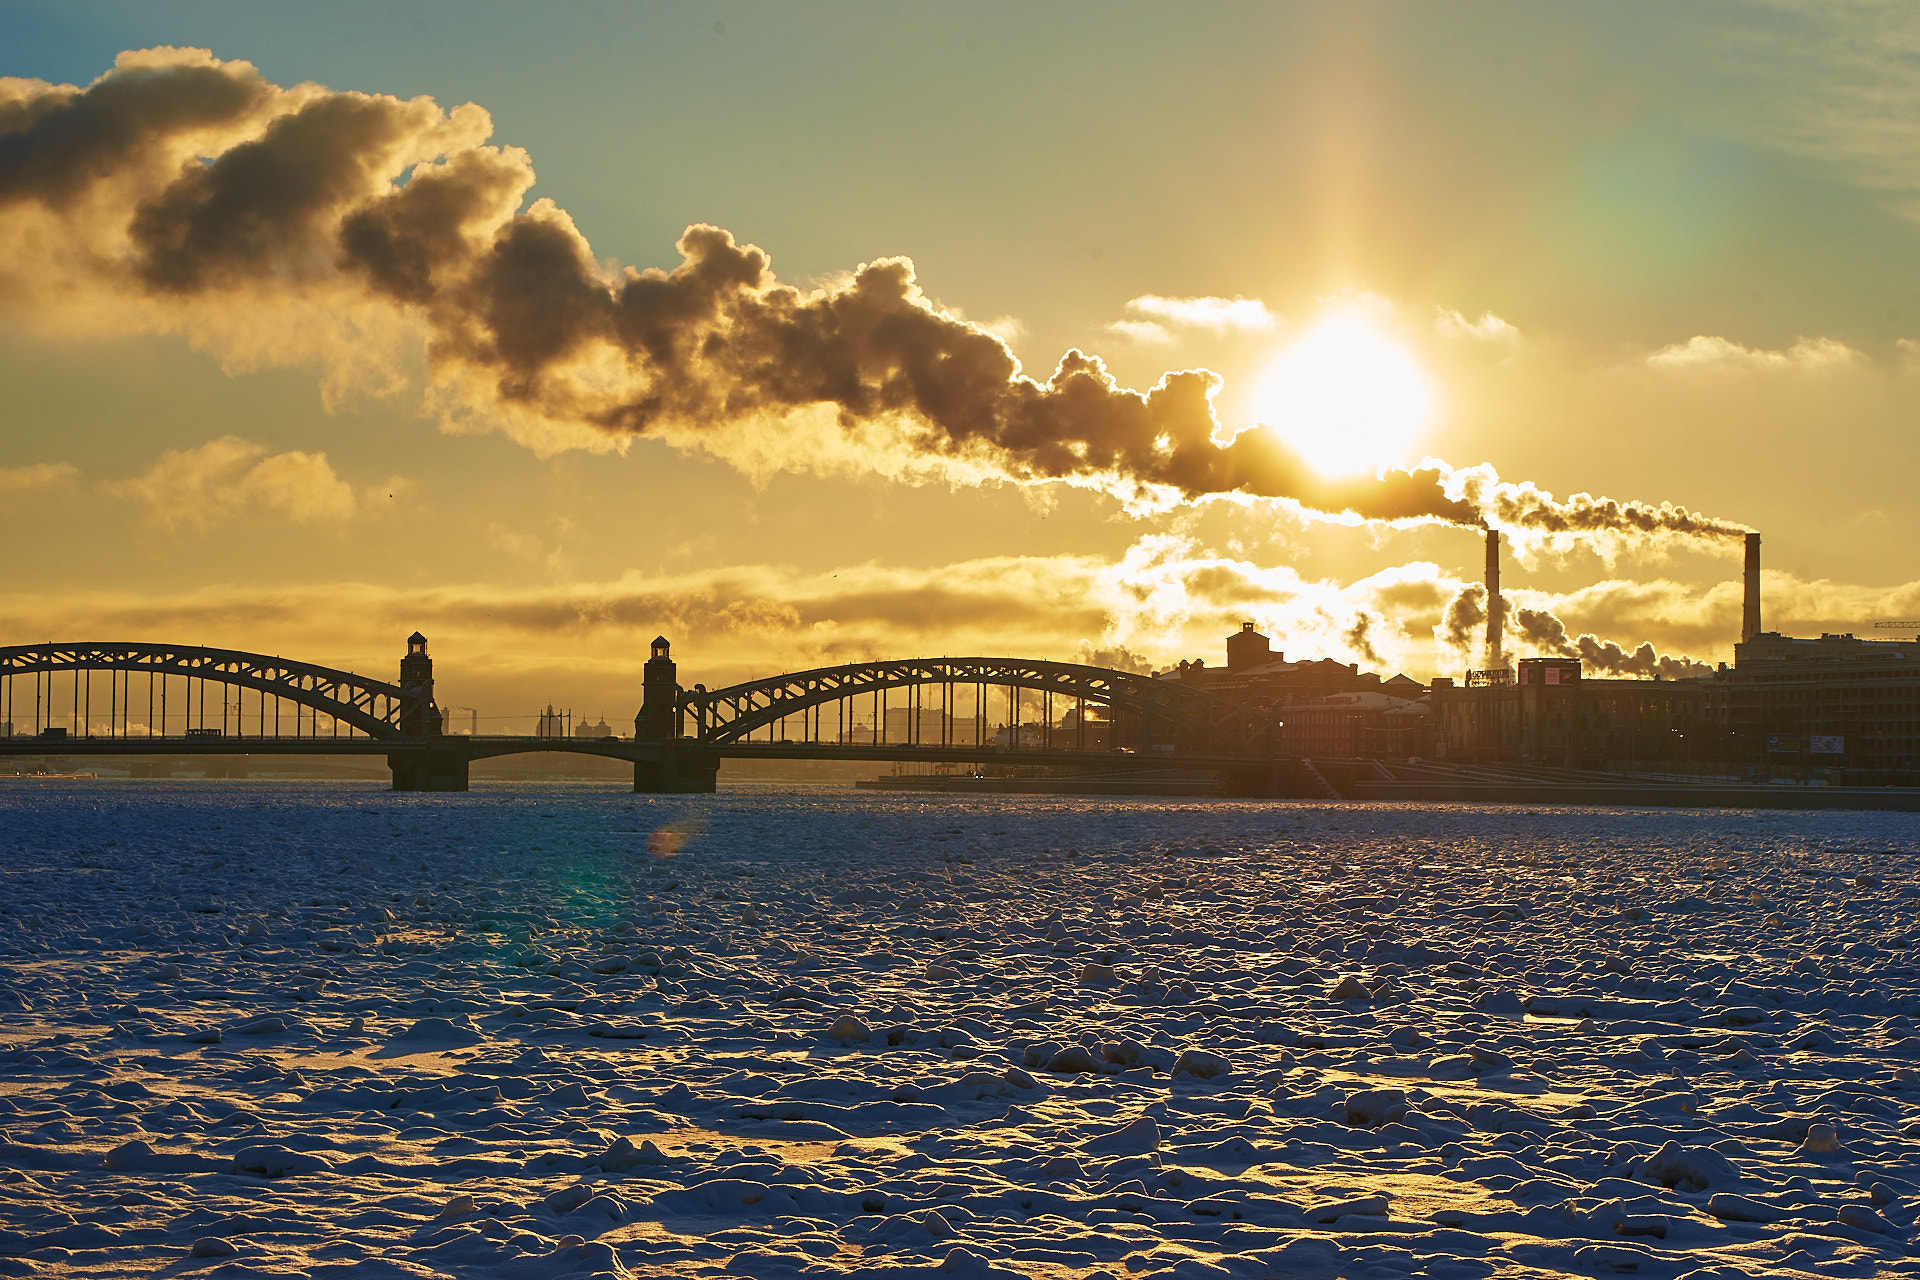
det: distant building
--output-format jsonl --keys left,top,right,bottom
{"left": 1715, "top": 632, "right": 1920, "bottom": 779}
{"left": 572, "top": 716, "right": 616, "bottom": 740}
{"left": 986, "top": 724, "right": 1047, "bottom": 750}
{"left": 1428, "top": 635, "right": 1920, "bottom": 781}
{"left": 1430, "top": 658, "right": 1705, "bottom": 767}
{"left": 534, "top": 705, "right": 567, "bottom": 738}
{"left": 840, "top": 709, "right": 981, "bottom": 746}
{"left": 1226, "top": 621, "right": 1273, "bottom": 671}
{"left": 1276, "top": 690, "right": 1431, "bottom": 758}
{"left": 1056, "top": 704, "right": 1112, "bottom": 750}
{"left": 1156, "top": 622, "right": 1432, "bottom": 759}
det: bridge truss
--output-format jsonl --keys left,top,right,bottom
{"left": 680, "top": 656, "right": 1270, "bottom": 756}
{"left": 0, "top": 643, "right": 415, "bottom": 740}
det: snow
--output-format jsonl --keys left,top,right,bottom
{"left": 0, "top": 780, "right": 1916, "bottom": 1278}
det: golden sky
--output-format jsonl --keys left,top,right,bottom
{"left": 4, "top": 4, "right": 1920, "bottom": 726}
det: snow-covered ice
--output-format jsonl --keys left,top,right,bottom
{"left": 0, "top": 781, "right": 1916, "bottom": 1279}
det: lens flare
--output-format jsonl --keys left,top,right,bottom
{"left": 648, "top": 820, "right": 701, "bottom": 859}
{"left": 1253, "top": 312, "right": 1435, "bottom": 478}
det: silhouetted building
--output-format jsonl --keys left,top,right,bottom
{"left": 573, "top": 715, "right": 616, "bottom": 739}
{"left": 1155, "top": 623, "right": 1431, "bottom": 759}
{"left": 1276, "top": 691, "right": 1431, "bottom": 758}
{"left": 1714, "top": 631, "right": 1920, "bottom": 779}
{"left": 1430, "top": 634, "right": 1920, "bottom": 780}
{"left": 1431, "top": 658, "right": 1707, "bottom": 767}
{"left": 1162, "top": 624, "right": 1417, "bottom": 702}
{"left": 1226, "top": 622, "right": 1273, "bottom": 671}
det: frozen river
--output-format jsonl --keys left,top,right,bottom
{"left": 0, "top": 781, "right": 1915, "bottom": 1278}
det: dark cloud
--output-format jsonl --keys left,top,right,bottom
{"left": 0, "top": 49, "right": 1745, "bottom": 540}
{"left": 0, "top": 53, "right": 271, "bottom": 206}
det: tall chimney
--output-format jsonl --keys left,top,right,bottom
{"left": 1485, "top": 526, "right": 1505, "bottom": 670}
{"left": 1742, "top": 532, "right": 1761, "bottom": 642}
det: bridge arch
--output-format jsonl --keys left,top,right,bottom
{"left": 0, "top": 642, "right": 420, "bottom": 739}
{"left": 679, "top": 656, "right": 1267, "bottom": 754}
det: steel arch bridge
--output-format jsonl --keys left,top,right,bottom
{"left": 0, "top": 635, "right": 1290, "bottom": 794}
{"left": 0, "top": 642, "right": 418, "bottom": 739}
{"left": 679, "top": 656, "right": 1269, "bottom": 754}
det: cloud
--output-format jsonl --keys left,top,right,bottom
{"left": 1645, "top": 334, "right": 1859, "bottom": 371}
{"left": 1696, "top": 5, "right": 1920, "bottom": 222}
{"left": 0, "top": 537, "right": 1465, "bottom": 688}
{"left": 978, "top": 315, "right": 1026, "bottom": 346}
{"left": 108, "top": 435, "right": 359, "bottom": 528}
{"left": 0, "top": 49, "right": 1748, "bottom": 546}
{"left": 1106, "top": 319, "right": 1175, "bottom": 345}
{"left": 11, "top": 528, "right": 1908, "bottom": 701}
{"left": 0, "top": 461, "right": 79, "bottom": 494}
{"left": 1434, "top": 308, "right": 1521, "bottom": 343}
{"left": 1110, "top": 294, "right": 1280, "bottom": 338}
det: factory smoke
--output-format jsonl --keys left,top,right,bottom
{"left": 1506, "top": 606, "right": 1712, "bottom": 679}
{"left": 1438, "top": 584, "right": 1488, "bottom": 654}
{"left": 1342, "top": 612, "right": 1388, "bottom": 668}
{"left": 0, "top": 50, "right": 1751, "bottom": 543}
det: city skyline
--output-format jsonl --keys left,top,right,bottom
{"left": 6, "top": 4, "right": 1920, "bottom": 718}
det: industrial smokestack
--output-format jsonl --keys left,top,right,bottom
{"left": 1742, "top": 532, "right": 1762, "bottom": 642}
{"left": 1485, "top": 526, "right": 1505, "bottom": 669}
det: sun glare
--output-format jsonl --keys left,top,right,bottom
{"left": 1252, "top": 312, "right": 1434, "bottom": 478}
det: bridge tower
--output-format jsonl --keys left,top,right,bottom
{"left": 390, "top": 631, "right": 467, "bottom": 792}
{"left": 632, "top": 636, "right": 716, "bottom": 793}
{"left": 637, "top": 636, "right": 677, "bottom": 740}
{"left": 398, "top": 632, "right": 444, "bottom": 737}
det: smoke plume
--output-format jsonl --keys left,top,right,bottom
{"left": 1448, "top": 467, "right": 1748, "bottom": 542}
{"left": 1343, "top": 612, "right": 1388, "bottom": 668}
{"left": 1512, "top": 607, "right": 1571, "bottom": 654}
{"left": 1076, "top": 643, "right": 1155, "bottom": 675}
{"left": 1512, "top": 607, "right": 1712, "bottom": 678}
{"left": 1437, "top": 584, "right": 1488, "bottom": 654}
{"left": 0, "top": 50, "right": 1747, "bottom": 540}
{"left": 1574, "top": 636, "right": 1714, "bottom": 680}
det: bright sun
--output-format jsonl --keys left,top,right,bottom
{"left": 1252, "top": 312, "right": 1435, "bottom": 478}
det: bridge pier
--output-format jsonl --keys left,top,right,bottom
{"left": 1221, "top": 758, "right": 1338, "bottom": 799}
{"left": 388, "top": 749, "right": 470, "bottom": 792}
{"left": 634, "top": 743, "right": 718, "bottom": 794}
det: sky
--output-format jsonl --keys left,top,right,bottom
{"left": 5, "top": 2, "right": 1920, "bottom": 727}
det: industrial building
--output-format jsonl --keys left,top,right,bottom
{"left": 1272, "top": 689, "right": 1431, "bottom": 758}
{"left": 1156, "top": 526, "right": 1920, "bottom": 783}
{"left": 1712, "top": 630, "right": 1920, "bottom": 782}
{"left": 1429, "top": 658, "right": 1708, "bottom": 768}
{"left": 1159, "top": 621, "right": 1435, "bottom": 758}
{"left": 1429, "top": 529, "right": 1920, "bottom": 781}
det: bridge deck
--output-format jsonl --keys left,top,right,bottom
{"left": 0, "top": 734, "right": 1268, "bottom": 771}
